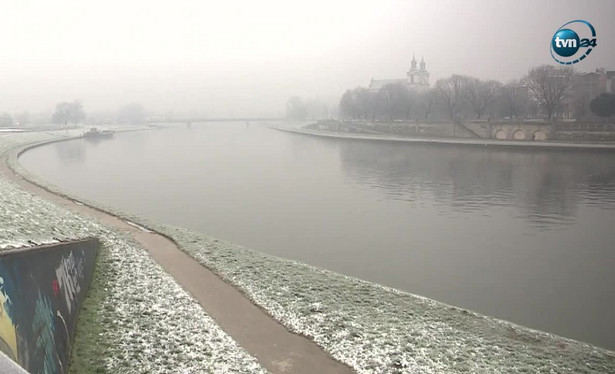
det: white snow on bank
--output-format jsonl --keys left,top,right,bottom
{"left": 153, "top": 227, "right": 615, "bottom": 373}
{"left": 6, "top": 130, "right": 615, "bottom": 373}
{"left": 0, "top": 131, "right": 266, "bottom": 373}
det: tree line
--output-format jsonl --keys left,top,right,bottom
{"left": 50, "top": 101, "right": 148, "bottom": 126}
{"left": 338, "top": 65, "right": 615, "bottom": 122}
{"left": 0, "top": 101, "right": 149, "bottom": 128}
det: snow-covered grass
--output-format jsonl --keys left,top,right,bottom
{"left": 0, "top": 131, "right": 266, "bottom": 373}
{"left": 140, "top": 226, "right": 615, "bottom": 373}
{"left": 6, "top": 131, "right": 615, "bottom": 373}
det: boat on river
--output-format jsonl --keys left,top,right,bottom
{"left": 83, "top": 128, "right": 115, "bottom": 139}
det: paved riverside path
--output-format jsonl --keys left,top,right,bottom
{"left": 1, "top": 145, "right": 353, "bottom": 374}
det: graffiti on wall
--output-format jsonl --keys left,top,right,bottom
{"left": 55, "top": 251, "right": 85, "bottom": 315}
{"left": 0, "top": 278, "right": 18, "bottom": 362}
{"left": 0, "top": 239, "right": 99, "bottom": 373}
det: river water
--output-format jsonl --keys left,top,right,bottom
{"left": 20, "top": 123, "right": 615, "bottom": 350}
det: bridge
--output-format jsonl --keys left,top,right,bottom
{"left": 147, "top": 118, "right": 286, "bottom": 124}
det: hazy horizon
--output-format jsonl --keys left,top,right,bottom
{"left": 1, "top": 0, "right": 614, "bottom": 117}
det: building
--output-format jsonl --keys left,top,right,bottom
{"left": 368, "top": 54, "right": 430, "bottom": 91}
{"left": 571, "top": 68, "right": 615, "bottom": 117}
{"left": 606, "top": 70, "right": 615, "bottom": 93}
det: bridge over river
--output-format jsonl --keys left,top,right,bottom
{"left": 147, "top": 118, "right": 285, "bottom": 125}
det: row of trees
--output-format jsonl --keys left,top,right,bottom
{"left": 51, "top": 101, "right": 86, "bottom": 126}
{"left": 48, "top": 101, "right": 147, "bottom": 126}
{"left": 340, "top": 65, "right": 608, "bottom": 122}
{"left": 0, "top": 101, "right": 150, "bottom": 127}
{"left": 339, "top": 76, "right": 524, "bottom": 122}
{"left": 339, "top": 85, "right": 435, "bottom": 121}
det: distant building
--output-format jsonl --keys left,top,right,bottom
{"left": 606, "top": 70, "right": 615, "bottom": 93}
{"left": 582, "top": 68, "right": 608, "bottom": 96}
{"left": 368, "top": 54, "right": 430, "bottom": 91}
{"left": 572, "top": 68, "right": 615, "bottom": 117}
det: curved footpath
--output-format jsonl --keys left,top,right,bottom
{"left": 1, "top": 140, "right": 353, "bottom": 374}
{"left": 271, "top": 126, "right": 615, "bottom": 150}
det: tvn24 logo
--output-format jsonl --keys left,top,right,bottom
{"left": 550, "top": 20, "right": 597, "bottom": 65}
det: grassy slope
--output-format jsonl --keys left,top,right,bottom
{"left": 68, "top": 247, "right": 109, "bottom": 374}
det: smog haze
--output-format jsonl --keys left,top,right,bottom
{"left": 1, "top": 0, "right": 614, "bottom": 117}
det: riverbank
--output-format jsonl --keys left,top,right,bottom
{"left": 271, "top": 125, "right": 615, "bottom": 151}
{"left": 3, "top": 130, "right": 615, "bottom": 373}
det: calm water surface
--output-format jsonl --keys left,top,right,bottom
{"left": 20, "top": 123, "right": 615, "bottom": 349}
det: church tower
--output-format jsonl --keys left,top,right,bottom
{"left": 407, "top": 54, "right": 429, "bottom": 88}
{"left": 418, "top": 56, "right": 429, "bottom": 86}
{"left": 368, "top": 53, "right": 431, "bottom": 91}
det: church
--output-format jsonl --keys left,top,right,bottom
{"left": 368, "top": 55, "right": 430, "bottom": 91}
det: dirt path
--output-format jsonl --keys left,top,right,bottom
{"left": 1, "top": 145, "right": 353, "bottom": 374}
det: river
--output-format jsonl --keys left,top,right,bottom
{"left": 19, "top": 123, "right": 615, "bottom": 350}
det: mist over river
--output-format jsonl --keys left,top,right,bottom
{"left": 20, "top": 123, "right": 615, "bottom": 350}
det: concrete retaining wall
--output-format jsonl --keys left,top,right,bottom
{"left": 0, "top": 239, "right": 99, "bottom": 373}
{"left": 488, "top": 121, "right": 551, "bottom": 141}
{"left": 320, "top": 121, "right": 555, "bottom": 140}
{"left": 318, "top": 120, "right": 615, "bottom": 142}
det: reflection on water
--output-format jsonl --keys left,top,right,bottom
{"left": 340, "top": 142, "right": 615, "bottom": 229}
{"left": 53, "top": 139, "right": 86, "bottom": 163}
{"left": 20, "top": 124, "right": 615, "bottom": 350}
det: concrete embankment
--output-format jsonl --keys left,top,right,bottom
{"left": 272, "top": 126, "right": 615, "bottom": 151}
{"left": 0, "top": 239, "right": 99, "bottom": 373}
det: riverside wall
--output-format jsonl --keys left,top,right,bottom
{"left": 0, "top": 239, "right": 99, "bottom": 373}
{"left": 313, "top": 120, "right": 615, "bottom": 142}
{"left": 290, "top": 123, "right": 615, "bottom": 150}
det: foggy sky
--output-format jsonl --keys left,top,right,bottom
{"left": 1, "top": 0, "right": 614, "bottom": 117}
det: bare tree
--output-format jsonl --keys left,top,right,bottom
{"left": 377, "top": 84, "right": 410, "bottom": 121}
{"left": 405, "top": 88, "right": 416, "bottom": 119}
{"left": 500, "top": 80, "right": 529, "bottom": 119}
{"left": 415, "top": 88, "right": 435, "bottom": 120}
{"left": 355, "top": 88, "right": 377, "bottom": 120}
{"left": 52, "top": 101, "right": 85, "bottom": 126}
{"left": 339, "top": 89, "right": 355, "bottom": 119}
{"left": 52, "top": 103, "right": 71, "bottom": 126}
{"left": 435, "top": 75, "right": 465, "bottom": 120}
{"left": 340, "top": 88, "right": 379, "bottom": 120}
{"left": 523, "top": 65, "right": 575, "bottom": 120}
{"left": 462, "top": 77, "right": 502, "bottom": 119}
